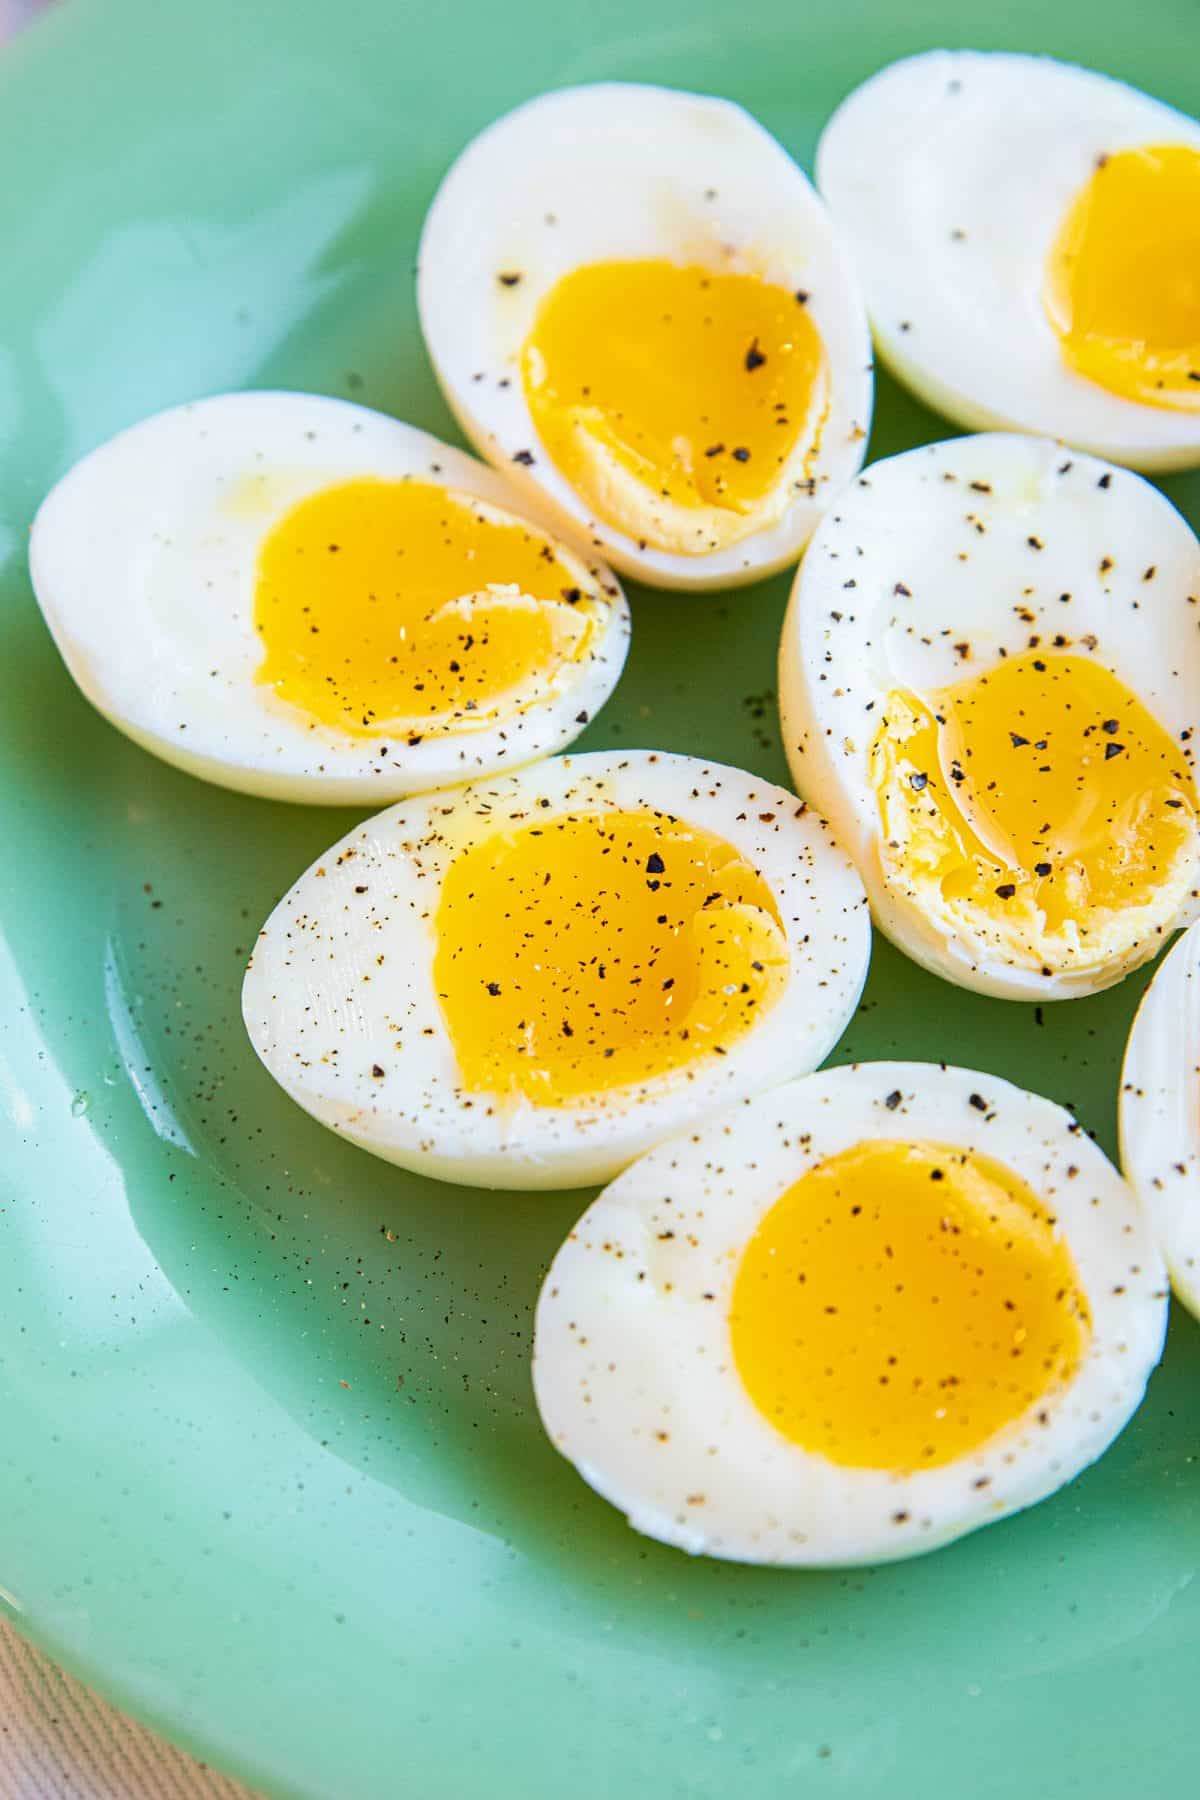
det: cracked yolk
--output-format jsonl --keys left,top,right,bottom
{"left": 254, "top": 477, "right": 596, "bottom": 737}
{"left": 730, "top": 1138, "right": 1091, "bottom": 1471}
{"left": 1045, "top": 144, "right": 1200, "bottom": 410}
{"left": 521, "top": 260, "right": 826, "bottom": 553}
{"left": 433, "top": 809, "right": 789, "bottom": 1104}
{"left": 870, "top": 651, "right": 1199, "bottom": 966}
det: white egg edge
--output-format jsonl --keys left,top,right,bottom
{"left": 241, "top": 749, "right": 872, "bottom": 1189}
{"left": 29, "top": 390, "right": 631, "bottom": 804}
{"left": 1120, "top": 922, "right": 1200, "bottom": 1318}
{"left": 417, "top": 82, "right": 874, "bottom": 591}
{"left": 778, "top": 432, "right": 1200, "bottom": 1001}
{"left": 533, "top": 1060, "right": 1168, "bottom": 1567}
{"left": 816, "top": 49, "right": 1200, "bottom": 473}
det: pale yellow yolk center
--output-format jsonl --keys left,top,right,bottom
{"left": 730, "top": 1139, "right": 1091, "bottom": 1471}
{"left": 521, "top": 260, "right": 827, "bottom": 553}
{"left": 433, "top": 809, "right": 789, "bottom": 1105}
{"left": 1045, "top": 144, "right": 1200, "bottom": 411}
{"left": 870, "top": 651, "right": 1199, "bottom": 968}
{"left": 253, "top": 478, "right": 596, "bottom": 738}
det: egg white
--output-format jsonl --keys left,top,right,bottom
{"left": 817, "top": 50, "right": 1200, "bottom": 472}
{"left": 778, "top": 432, "right": 1200, "bottom": 999}
{"left": 29, "top": 391, "right": 629, "bottom": 803}
{"left": 533, "top": 1061, "right": 1167, "bottom": 1566}
{"left": 418, "top": 83, "right": 873, "bottom": 590}
{"left": 241, "top": 750, "right": 871, "bottom": 1190}
{"left": 1120, "top": 921, "right": 1200, "bottom": 1318}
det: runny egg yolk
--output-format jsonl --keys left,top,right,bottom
{"left": 1044, "top": 144, "right": 1200, "bottom": 411}
{"left": 521, "top": 261, "right": 826, "bottom": 553}
{"left": 870, "top": 651, "right": 1199, "bottom": 965}
{"left": 730, "top": 1139, "right": 1091, "bottom": 1470}
{"left": 254, "top": 478, "right": 597, "bottom": 737}
{"left": 433, "top": 809, "right": 789, "bottom": 1105}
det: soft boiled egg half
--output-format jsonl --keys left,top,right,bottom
{"left": 30, "top": 392, "right": 629, "bottom": 803}
{"left": 242, "top": 751, "right": 871, "bottom": 1189}
{"left": 534, "top": 1061, "right": 1167, "bottom": 1565}
{"left": 1120, "top": 919, "right": 1200, "bottom": 1319}
{"left": 418, "top": 84, "right": 873, "bottom": 589}
{"left": 817, "top": 51, "right": 1200, "bottom": 471}
{"left": 779, "top": 433, "right": 1200, "bottom": 1000}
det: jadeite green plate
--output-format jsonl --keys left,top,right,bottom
{"left": 2, "top": 0, "right": 1198, "bottom": 1794}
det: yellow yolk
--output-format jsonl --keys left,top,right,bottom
{"left": 1045, "top": 144, "right": 1200, "bottom": 411}
{"left": 521, "top": 260, "right": 826, "bottom": 553}
{"left": 870, "top": 651, "right": 1199, "bottom": 968}
{"left": 730, "top": 1139, "right": 1091, "bottom": 1471}
{"left": 254, "top": 478, "right": 597, "bottom": 737}
{"left": 433, "top": 809, "right": 789, "bottom": 1105}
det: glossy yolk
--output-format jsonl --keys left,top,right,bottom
{"left": 254, "top": 478, "right": 596, "bottom": 737}
{"left": 521, "top": 261, "right": 826, "bottom": 551}
{"left": 433, "top": 809, "right": 789, "bottom": 1105}
{"left": 870, "top": 651, "right": 1198, "bottom": 951}
{"left": 730, "top": 1139, "right": 1091, "bottom": 1470}
{"left": 1044, "top": 144, "right": 1200, "bottom": 411}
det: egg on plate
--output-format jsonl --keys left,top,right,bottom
{"left": 242, "top": 751, "right": 871, "bottom": 1189}
{"left": 779, "top": 433, "right": 1200, "bottom": 1000}
{"left": 418, "top": 83, "right": 873, "bottom": 590}
{"left": 1120, "top": 920, "right": 1200, "bottom": 1319}
{"left": 30, "top": 391, "right": 629, "bottom": 803}
{"left": 817, "top": 50, "right": 1200, "bottom": 471}
{"left": 534, "top": 1061, "right": 1167, "bottom": 1565}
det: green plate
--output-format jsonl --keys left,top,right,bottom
{"left": 2, "top": 1, "right": 1198, "bottom": 1794}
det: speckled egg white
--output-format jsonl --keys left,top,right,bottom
{"left": 1121, "top": 921, "right": 1200, "bottom": 1318}
{"left": 534, "top": 1061, "right": 1167, "bottom": 1566}
{"left": 30, "top": 391, "right": 628, "bottom": 803}
{"left": 418, "top": 83, "right": 873, "bottom": 590}
{"left": 817, "top": 51, "right": 1200, "bottom": 471}
{"left": 779, "top": 432, "right": 1200, "bottom": 1000}
{"left": 242, "top": 750, "right": 871, "bottom": 1190}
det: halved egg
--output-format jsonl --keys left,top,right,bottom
{"left": 418, "top": 84, "right": 873, "bottom": 590}
{"left": 242, "top": 751, "right": 871, "bottom": 1189}
{"left": 30, "top": 392, "right": 629, "bottom": 803}
{"left": 534, "top": 1061, "right": 1167, "bottom": 1565}
{"left": 1120, "top": 920, "right": 1200, "bottom": 1318}
{"left": 779, "top": 433, "right": 1200, "bottom": 999}
{"left": 817, "top": 51, "right": 1200, "bottom": 472}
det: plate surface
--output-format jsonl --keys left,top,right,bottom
{"left": 1, "top": 1, "right": 1198, "bottom": 1795}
